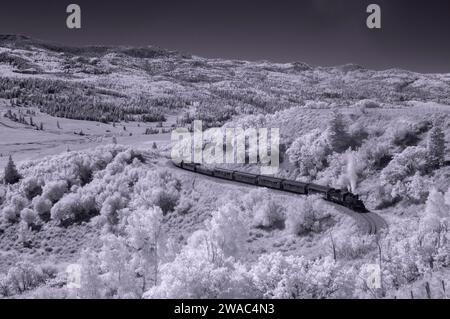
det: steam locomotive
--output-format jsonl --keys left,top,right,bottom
{"left": 173, "top": 161, "right": 367, "bottom": 213}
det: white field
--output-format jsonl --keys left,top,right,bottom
{"left": 0, "top": 100, "right": 174, "bottom": 168}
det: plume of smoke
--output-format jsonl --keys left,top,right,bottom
{"left": 346, "top": 152, "right": 358, "bottom": 193}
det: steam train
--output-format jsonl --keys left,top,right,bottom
{"left": 173, "top": 161, "right": 367, "bottom": 213}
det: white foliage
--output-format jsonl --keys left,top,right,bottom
{"left": 20, "top": 208, "right": 37, "bottom": 226}
{"left": 287, "top": 129, "right": 331, "bottom": 177}
{"left": 125, "top": 206, "right": 164, "bottom": 289}
{"left": 206, "top": 204, "right": 248, "bottom": 259}
{"left": 242, "top": 188, "right": 284, "bottom": 228}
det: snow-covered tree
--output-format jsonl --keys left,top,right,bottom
{"left": 99, "top": 234, "right": 139, "bottom": 298}
{"left": 421, "top": 189, "right": 449, "bottom": 233}
{"left": 78, "top": 249, "right": 104, "bottom": 299}
{"left": 287, "top": 129, "right": 331, "bottom": 177}
{"left": 143, "top": 246, "right": 235, "bottom": 299}
{"left": 248, "top": 252, "right": 349, "bottom": 298}
{"left": 126, "top": 206, "right": 164, "bottom": 291}
{"left": 206, "top": 204, "right": 248, "bottom": 259}
{"left": 3, "top": 155, "right": 21, "bottom": 185}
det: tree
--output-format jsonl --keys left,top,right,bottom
{"left": 3, "top": 155, "right": 21, "bottom": 185}
{"left": 286, "top": 129, "right": 331, "bottom": 177}
{"left": 126, "top": 207, "right": 164, "bottom": 291}
{"left": 205, "top": 204, "right": 248, "bottom": 259}
{"left": 99, "top": 234, "right": 139, "bottom": 298}
{"left": 421, "top": 188, "right": 448, "bottom": 233}
{"left": 78, "top": 249, "right": 104, "bottom": 299}
{"left": 427, "top": 125, "right": 445, "bottom": 169}
{"left": 326, "top": 111, "right": 350, "bottom": 152}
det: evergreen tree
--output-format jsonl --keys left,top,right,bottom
{"left": 3, "top": 155, "right": 21, "bottom": 185}
{"left": 327, "top": 111, "right": 350, "bottom": 152}
{"left": 427, "top": 124, "right": 445, "bottom": 169}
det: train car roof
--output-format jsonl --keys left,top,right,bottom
{"left": 308, "top": 183, "right": 331, "bottom": 191}
{"left": 258, "top": 175, "right": 282, "bottom": 182}
{"left": 283, "top": 180, "right": 308, "bottom": 187}
{"left": 214, "top": 167, "right": 234, "bottom": 173}
{"left": 234, "top": 171, "right": 258, "bottom": 178}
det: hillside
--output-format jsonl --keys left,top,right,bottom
{"left": 1, "top": 35, "right": 450, "bottom": 125}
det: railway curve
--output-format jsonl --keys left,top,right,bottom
{"left": 164, "top": 159, "right": 388, "bottom": 235}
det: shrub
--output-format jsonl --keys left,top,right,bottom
{"left": 0, "top": 275, "right": 12, "bottom": 297}
{"left": 42, "top": 180, "right": 68, "bottom": 203}
{"left": 20, "top": 208, "right": 37, "bottom": 226}
{"left": 32, "top": 196, "right": 53, "bottom": 221}
{"left": 360, "top": 142, "right": 392, "bottom": 171}
{"left": 174, "top": 196, "right": 194, "bottom": 215}
{"left": 2, "top": 195, "right": 28, "bottom": 223}
{"left": 381, "top": 146, "right": 428, "bottom": 184}
{"left": 100, "top": 193, "right": 127, "bottom": 231}
{"left": 2, "top": 205, "right": 18, "bottom": 223}
{"left": 143, "top": 247, "right": 234, "bottom": 299}
{"left": 20, "top": 176, "right": 43, "bottom": 200}
{"left": 285, "top": 197, "right": 334, "bottom": 235}
{"left": 153, "top": 190, "right": 180, "bottom": 215}
{"left": 242, "top": 189, "right": 285, "bottom": 229}
{"left": 390, "top": 173, "right": 430, "bottom": 204}
{"left": 6, "top": 262, "right": 46, "bottom": 294}
{"left": 252, "top": 200, "right": 285, "bottom": 229}
{"left": 248, "top": 253, "right": 349, "bottom": 298}
{"left": 50, "top": 192, "right": 97, "bottom": 225}
{"left": 133, "top": 169, "right": 181, "bottom": 215}
{"left": 391, "top": 123, "right": 420, "bottom": 148}
{"left": 38, "top": 264, "right": 59, "bottom": 280}
{"left": 335, "top": 234, "right": 376, "bottom": 260}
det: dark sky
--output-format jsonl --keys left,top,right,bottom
{"left": 1, "top": 0, "right": 450, "bottom": 73}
